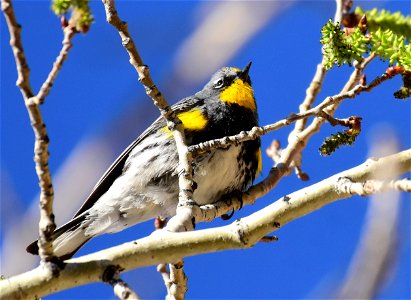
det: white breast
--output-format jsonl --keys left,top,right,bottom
{"left": 193, "top": 145, "right": 242, "bottom": 205}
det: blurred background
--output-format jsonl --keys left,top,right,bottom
{"left": 1, "top": 0, "right": 410, "bottom": 299}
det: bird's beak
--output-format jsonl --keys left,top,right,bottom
{"left": 239, "top": 61, "right": 252, "bottom": 82}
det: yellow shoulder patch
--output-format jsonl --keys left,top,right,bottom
{"left": 219, "top": 79, "right": 256, "bottom": 111}
{"left": 255, "top": 148, "right": 262, "bottom": 176}
{"left": 178, "top": 108, "right": 208, "bottom": 131}
{"left": 160, "top": 108, "right": 208, "bottom": 136}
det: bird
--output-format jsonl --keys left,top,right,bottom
{"left": 26, "top": 62, "right": 261, "bottom": 260}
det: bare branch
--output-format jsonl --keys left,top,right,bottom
{"left": 293, "top": 0, "right": 343, "bottom": 134}
{"left": 100, "top": 0, "right": 171, "bottom": 119}
{"left": 27, "top": 97, "right": 57, "bottom": 262}
{"left": 154, "top": 217, "right": 174, "bottom": 297}
{"left": 3, "top": 1, "right": 80, "bottom": 263}
{"left": 391, "top": 178, "right": 411, "bottom": 192}
{"left": 301, "top": 55, "right": 375, "bottom": 144}
{"left": 1, "top": 0, "right": 33, "bottom": 99}
{"left": 157, "top": 264, "right": 171, "bottom": 294}
{"left": 335, "top": 177, "right": 411, "bottom": 196}
{"left": 334, "top": 0, "right": 344, "bottom": 24}
{"left": 155, "top": 220, "right": 187, "bottom": 300}
{"left": 36, "top": 24, "right": 77, "bottom": 104}
{"left": 101, "top": 1, "right": 192, "bottom": 297}
{"left": 266, "top": 140, "right": 309, "bottom": 181}
{"left": 316, "top": 113, "right": 361, "bottom": 129}
{"left": 167, "top": 261, "right": 188, "bottom": 300}
{"left": 103, "top": 266, "right": 140, "bottom": 300}
{"left": 111, "top": 279, "right": 140, "bottom": 300}
{"left": 101, "top": 0, "right": 195, "bottom": 233}
{"left": 1, "top": 149, "right": 409, "bottom": 299}
{"left": 337, "top": 137, "right": 401, "bottom": 299}
{"left": 259, "top": 236, "right": 279, "bottom": 243}
{"left": 270, "top": 55, "right": 374, "bottom": 188}
{"left": 293, "top": 62, "right": 327, "bottom": 133}
{"left": 189, "top": 70, "right": 397, "bottom": 158}
{"left": 2, "top": 0, "right": 58, "bottom": 262}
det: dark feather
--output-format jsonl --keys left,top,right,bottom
{"left": 72, "top": 96, "right": 201, "bottom": 218}
{"left": 26, "top": 212, "right": 89, "bottom": 256}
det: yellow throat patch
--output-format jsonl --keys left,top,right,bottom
{"left": 219, "top": 79, "right": 256, "bottom": 111}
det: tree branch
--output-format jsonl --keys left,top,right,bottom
{"left": 3, "top": 0, "right": 80, "bottom": 264}
{"left": 189, "top": 69, "right": 398, "bottom": 158}
{"left": 102, "top": 265, "right": 140, "bottom": 300}
{"left": 337, "top": 138, "right": 401, "bottom": 299}
{"left": 1, "top": 149, "right": 409, "bottom": 299}
{"left": 101, "top": 0, "right": 191, "bottom": 296}
{"left": 36, "top": 23, "right": 77, "bottom": 104}
{"left": 1, "top": 0, "right": 33, "bottom": 99}
{"left": 167, "top": 261, "right": 188, "bottom": 300}
{"left": 335, "top": 177, "right": 411, "bottom": 195}
{"left": 293, "top": 62, "right": 327, "bottom": 134}
{"left": 293, "top": 0, "right": 342, "bottom": 135}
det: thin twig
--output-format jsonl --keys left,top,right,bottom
{"left": 391, "top": 178, "right": 411, "bottom": 192}
{"left": 185, "top": 70, "right": 398, "bottom": 222}
{"left": 334, "top": 0, "right": 344, "bottom": 24}
{"left": 252, "top": 56, "right": 377, "bottom": 214}
{"left": 299, "top": 55, "right": 376, "bottom": 144}
{"left": 189, "top": 70, "right": 396, "bottom": 157}
{"left": 293, "top": 0, "right": 343, "bottom": 134}
{"left": 293, "top": 61, "right": 327, "bottom": 133}
{"left": 111, "top": 279, "right": 140, "bottom": 300}
{"left": 36, "top": 24, "right": 77, "bottom": 104}
{"left": 1, "top": 0, "right": 33, "bottom": 99}
{"left": 101, "top": 0, "right": 195, "bottom": 232}
{"left": 27, "top": 97, "right": 56, "bottom": 262}
{"left": 103, "top": 266, "right": 140, "bottom": 300}
{"left": 101, "top": 1, "right": 191, "bottom": 297}
{"left": 168, "top": 261, "right": 188, "bottom": 300}
{"left": 31, "top": 24, "right": 77, "bottom": 261}
{"left": 154, "top": 217, "right": 173, "bottom": 296}
{"left": 317, "top": 112, "right": 362, "bottom": 129}
{"left": 259, "top": 236, "right": 279, "bottom": 243}
{"left": 157, "top": 263, "right": 172, "bottom": 295}
{"left": 266, "top": 140, "right": 309, "bottom": 181}
{"left": 2, "top": 0, "right": 58, "bottom": 262}
{"left": 186, "top": 62, "right": 396, "bottom": 224}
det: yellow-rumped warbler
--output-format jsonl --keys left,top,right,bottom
{"left": 27, "top": 62, "right": 261, "bottom": 259}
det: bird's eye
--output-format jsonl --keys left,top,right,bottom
{"left": 213, "top": 78, "right": 224, "bottom": 89}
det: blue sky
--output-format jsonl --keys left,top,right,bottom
{"left": 1, "top": 1, "right": 410, "bottom": 299}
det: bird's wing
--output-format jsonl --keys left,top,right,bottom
{"left": 72, "top": 96, "right": 201, "bottom": 218}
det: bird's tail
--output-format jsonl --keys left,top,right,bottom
{"left": 26, "top": 212, "right": 91, "bottom": 260}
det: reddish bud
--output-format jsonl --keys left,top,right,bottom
{"left": 347, "top": 116, "right": 362, "bottom": 135}
{"left": 81, "top": 24, "right": 90, "bottom": 33}
{"left": 154, "top": 217, "right": 167, "bottom": 229}
{"left": 360, "top": 74, "right": 367, "bottom": 86}
{"left": 386, "top": 66, "right": 406, "bottom": 77}
{"left": 358, "top": 15, "right": 368, "bottom": 33}
{"left": 61, "top": 16, "right": 68, "bottom": 28}
{"left": 343, "top": 0, "right": 353, "bottom": 11}
{"left": 342, "top": 13, "right": 358, "bottom": 28}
